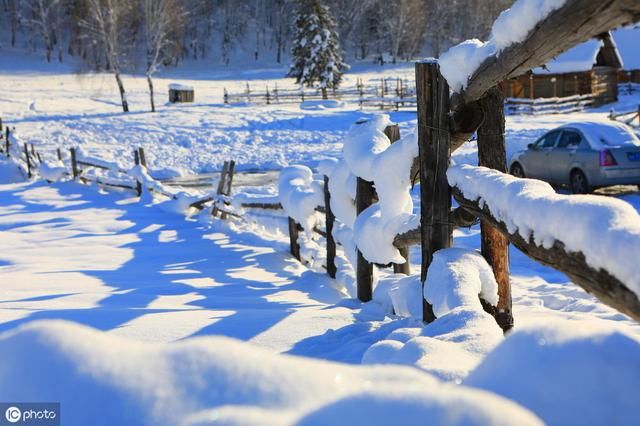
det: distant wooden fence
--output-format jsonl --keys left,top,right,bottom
{"left": 224, "top": 77, "right": 417, "bottom": 111}
{"left": 505, "top": 93, "right": 594, "bottom": 115}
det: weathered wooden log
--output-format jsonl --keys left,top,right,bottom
{"left": 416, "top": 61, "right": 452, "bottom": 323}
{"left": 452, "top": 187, "right": 640, "bottom": 323}
{"left": 5, "top": 128, "right": 9, "bottom": 157}
{"left": 477, "top": 87, "right": 513, "bottom": 332}
{"left": 241, "top": 202, "right": 283, "bottom": 210}
{"left": 452, "top": 0, "right": 640, "bottom": 110}
{"left": 212, "top": 161, "right": 229, "bottom": 218}
{"left": 324, "top": 176, "right": 337, "bottom": 279}
{"left": 56, "top": 148, "right": 62, "bottom": 161}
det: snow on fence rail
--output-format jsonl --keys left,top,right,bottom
{"left": 609, "top": 104, "right": 640, "bottom": 128}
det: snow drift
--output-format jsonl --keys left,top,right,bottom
{"left": 0, "top": 320, "right": 542, "bottom": 426}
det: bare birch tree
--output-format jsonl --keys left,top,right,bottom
{"left": 141, "top": 0, "right": 185, "bottom": 112}
{"left": 19, "top": 0, "right": 64, "bottom": 62}
{"left": 81, "top": 0, "right": 132, "bottom": 112}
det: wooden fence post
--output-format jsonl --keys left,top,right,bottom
{"left": 416, "top": 61, "right": 452, "bottom": 323}
{"left": 356, "top": 176, "right": 375, "bottom": 302}
{"left": 324, "top": 175, "right": 337, "bottom": 278}
{"left": 57, "top": 148, "right": 62, "bottom": 161}
{"left": 134, "top": 149, "right": 142, "bottom": 196}
{"left": 70, "top": 147, "right": 79, "bottom": 179}
{"left": 383, "top": 124, "right": 410, "bottom": 275}
{"left": 224, "top": 160, "right": 235, "bottom": 196}
{"left": 212, "top": 161, "right": 229, "bottom": 218}
{"left": 138, "top": 147, "right": 147, "bottom": 168}
{"left": 5, "top": 128, "right": 10, "bottom": 157}
{"left": 478, "top": 87, "right": 513, "bottom": 332}
{"left": 23, "top": 143, "right": 32, "bottom": 178}
{"left": 288, "top": 217, "right": 301, "bottom": 261}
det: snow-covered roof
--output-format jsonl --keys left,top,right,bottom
{"left": 168, "top": 83, "right": 194, "bottom": 91}
{"left": 612, "top": 25, "right": 640, "bottom": 71}
{"left": 532, "top": 39, "right": 603, "bottom": 75}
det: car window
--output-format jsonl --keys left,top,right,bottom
{"left": 557, "top": 131, "right": 582, "bottom": 148}
{"left": 535, "top": 130, "right": 561, "bottom": 148}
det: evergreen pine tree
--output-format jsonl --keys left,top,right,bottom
{"left": 287, "top": 0, "right": 348, "bottom": 99}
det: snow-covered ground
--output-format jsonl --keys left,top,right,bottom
{"left": 1, "top": 52, "right": 640, "bottom": 425}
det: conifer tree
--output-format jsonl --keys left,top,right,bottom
{"left": 287, "top": 0, "right": 348, "bottom": 99}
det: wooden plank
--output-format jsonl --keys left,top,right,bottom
{"left": 416, "top": 61, "right": 452, "bottom": 323}
{"left": 134, "top": 149, "right": 142, "bottom": 196}
{"left": 324, "top": 176, "right": 337, "bottom": 279}
{"left": 225, "top": 160, "right": 236, "bottom": 196}
{"left": 477, "top": 87, "right": 513, "bottom": 332}
{"left": 23, "top": 143, "right": 31, "bottom": 178}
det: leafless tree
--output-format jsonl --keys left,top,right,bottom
{"left": 19, "top": 0, "right": 64, "bottom": 62}
{"left": 141, "top": 0, "right": 185, "bottom": 112}
{"left": 382, "top": 0, "right": 426, "bottom": 61}
{"left": 80, "top": 0, "right": 133, "bottom": 112}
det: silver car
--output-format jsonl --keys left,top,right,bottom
{"left": 509, "top": 120, "right": 640, "bottom": 193}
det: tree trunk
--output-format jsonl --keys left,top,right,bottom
{"left": 114, "top": 72, "right": 129, "bottom": 113}
{"left": 321, "top": 87, "right": 328, "bottom": 100}
{"left": 147, "top": 73, "right": 156, "bottom": 113}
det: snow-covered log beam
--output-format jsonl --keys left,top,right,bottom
{"left": 451, "top": 0, "right": 640, "bottom": 110}
{"left": 452, "top": 188, "right": 640, "bottom": 323}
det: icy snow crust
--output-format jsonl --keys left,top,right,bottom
{"left": 448, "top": 164, "right": 640, "bottom": 297}
{"left": 439, "top": 0, "right": 567, "bottom": 91}
{"left": 0, "top": 320, "right": 543, "bottom": 426}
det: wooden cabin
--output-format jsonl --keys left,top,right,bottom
{"left": 169, "top": 83, "right": 195, "bottom": 103}
{"left": 504, "top": 33, "right": 622, "bottom": 106}
{"left": 612, "top": 25, "right": 640, "bottom": 85}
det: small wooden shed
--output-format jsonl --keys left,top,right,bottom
{"left": 504, "top": 32, "right": 622, "bottom": 106}
{"left": 169, "top": 83, "right": 194, "bottom": 103}
{"left": 612, "top": 25, "right": 640, "bottom": 84}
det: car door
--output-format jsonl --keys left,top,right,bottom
{"left": 547, "top": 129, "right": 583, "bottom": 184}
{"left": 524, "top": 130, "right": 561, "bottom": 179}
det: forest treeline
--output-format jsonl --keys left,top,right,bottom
{"left": 0, "top": 0, "right": 512, "bottom": 70}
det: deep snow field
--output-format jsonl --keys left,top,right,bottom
{"left": 1, "top": 52, "right": 640, "bottom": 425}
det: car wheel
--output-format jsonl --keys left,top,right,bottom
{"left": 510, "top": 163, "right": 525, "bottom": 178}
{"left": 570, "top": 169, "right": 590, "bottom": 194}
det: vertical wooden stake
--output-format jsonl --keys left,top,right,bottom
{"left": 57, "top": 147, "right": 62, "bottom": 161}
{"left": 6, "top": 128, "right": 10, "bottom": 157}
{"left": 477, "top": 87, "right": 513, "bottom": 333}
{"left": 23, "top": 143, "right": 32, "bottom": 178}
{"left": 288, "top": 217, "right": 301, "bottom": 261}
{"left": 138, "top": 147, "right": 147, "bottom": 168}
{"left": 356, "top": 176, "right": 375, "bottom": 302}
{"left": 225, "top": 160, "right": 236, "bottom": 196}
{"left": 383, "top": 124, "right": 410, "bottom": 275}
{"left": 213, "top": 161, "right": 229, "bottom": 218}
{"left": 134, "top": 149, "right": 142, "bottom": 196}
{"left": 70, "top": 147, "right": 79, "bottom": 179}
{"left": 324, "top": 175, "right": 337, "bottom": 279}
{"left": 416, "top": 61, "right": 452, "bottom": 323}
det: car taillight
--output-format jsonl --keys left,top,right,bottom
{"left": 599, "top": 149, "right": 618, "bottom": 167}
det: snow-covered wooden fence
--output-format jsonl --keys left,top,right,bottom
{"left": 505, "top": 93, "right": 594, "bottom": 115}
{"left": 609, "top": 104, "right": 640, "bottom": 127}
{"left": 223, "top": 77, "right": 417, "bottom": 111}
{"left": 411, "top": 0, "right": 640, "bottom": 327}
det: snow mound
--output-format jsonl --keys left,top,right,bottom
{"left": 278, "top": 165, "right": 323, "bottom": 233}
{"left": 0, "top": 158, "right": 26, "bottom": 183}
{"left": 448, "top": 164, "right": 640, "bottom": 298}
{"left": 466, "top": 323, "right": 640, "bottom": 425}
{"left": 425, "top": 248, "right": 499, "bottom": 317}
{"left": 0, "top": 320, "right": 543, "bottom": 426}
{"left": 300, "top": 100, "right": 344, "bottom": 110}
